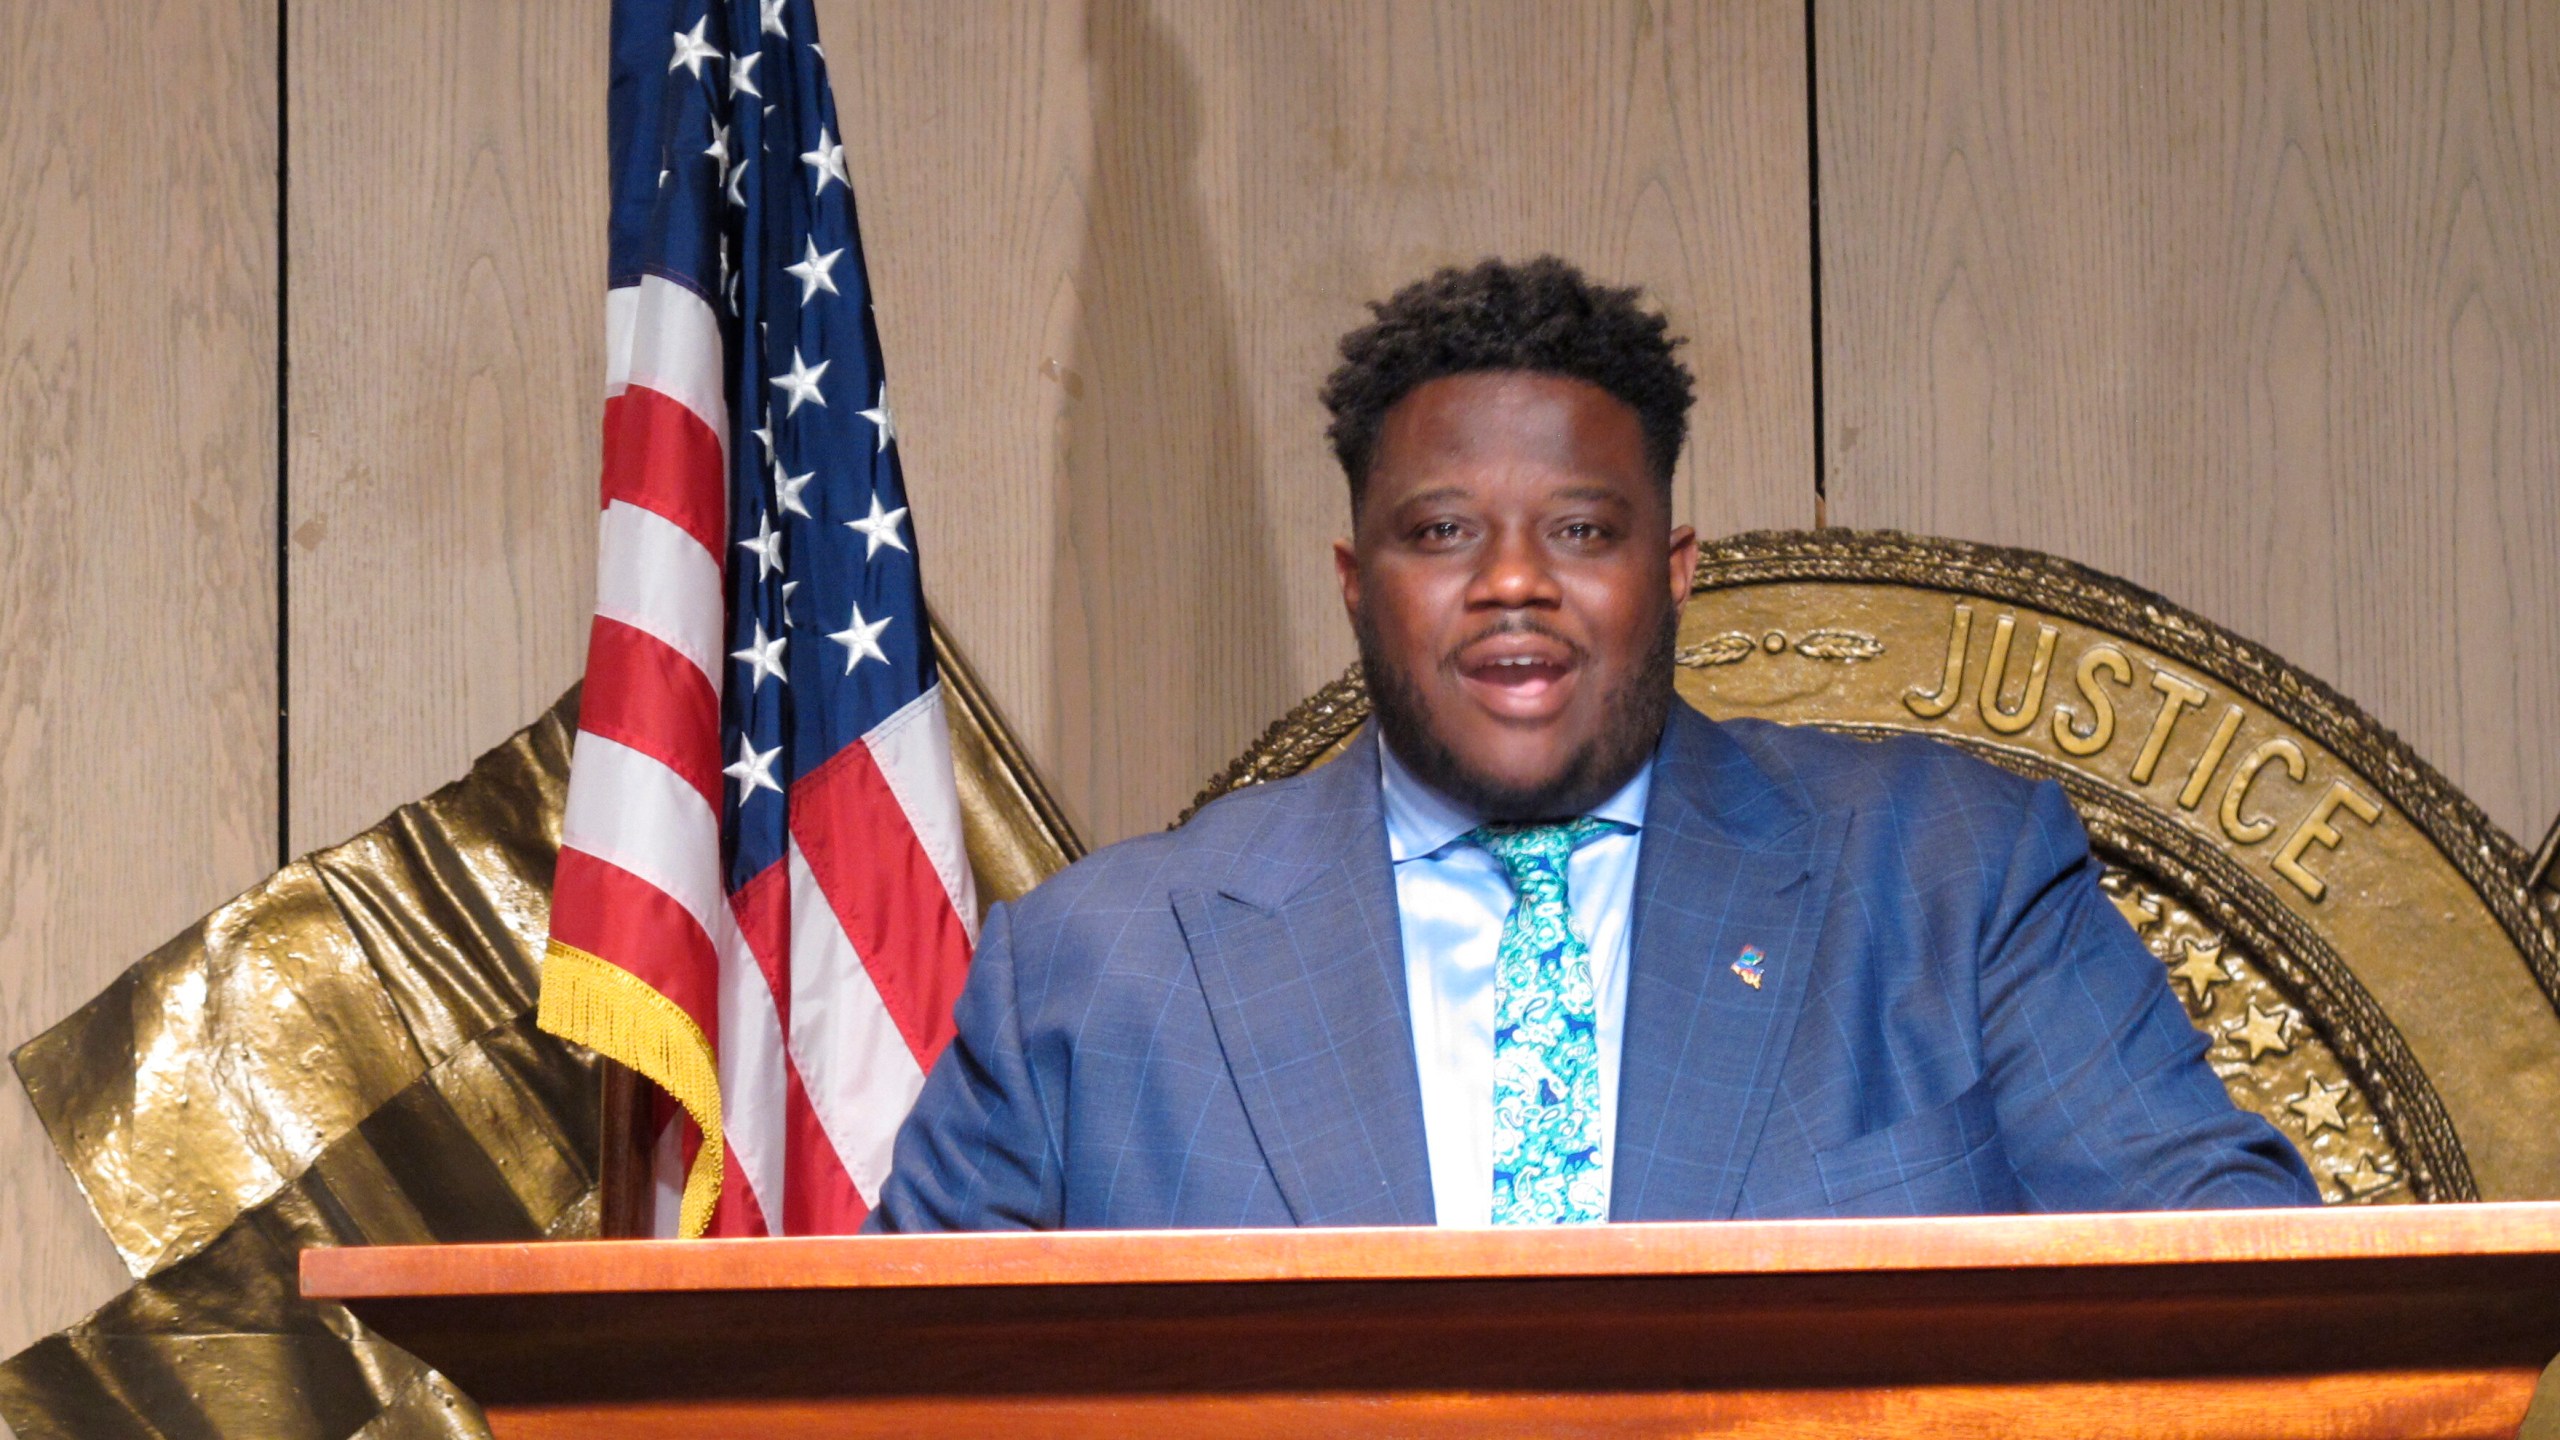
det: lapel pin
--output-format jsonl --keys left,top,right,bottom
{"left": 1731, "top": 945, "right": 1766, "bottom": 990}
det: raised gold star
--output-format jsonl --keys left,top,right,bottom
{"left": 2168, "top": 937, "right": 2232, "bottom": 1004}
{"left": 2104, "top": 879, "right": 2161, "bottom": 935}
{"left": 2227, "top": 1001, "right": 2295, "bottom": 1061}
{"left": 2336, "top": 1152, "right": 2398, "bottom": 1200}
{"left": 2286, "top": 1077, "right": 2350, "bottom": 1135}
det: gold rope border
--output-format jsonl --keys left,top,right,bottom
{"left": 536, "top": 940, "right": 723, "bottom": 1237}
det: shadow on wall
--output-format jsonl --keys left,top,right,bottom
{"left": 1051, "top": 0, "right": 1289, "bottom": 845}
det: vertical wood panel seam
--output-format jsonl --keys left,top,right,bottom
{"left": 274, "top": 0, "right": 291, "bottom": 868}
{"left": 1803, "top": 0, "right": 1827, "bottom": 528}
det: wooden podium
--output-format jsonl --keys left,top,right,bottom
{"left": 303, "top": 1202, "right": 2560, "bottom": 1439}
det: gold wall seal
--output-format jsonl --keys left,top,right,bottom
{"left": 1192, "top": 530, "right": 2560, "bottom": 1204}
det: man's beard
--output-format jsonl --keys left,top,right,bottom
{"left": 1358, "top": 605, "right": 1679, "bottom": 823}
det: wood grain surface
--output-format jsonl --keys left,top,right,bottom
{"left": 0, "top": 0, "right": 280, "bottom": 1366}
{"left": 456, "top": 1373, "right": 2552, "bottom": 1440}
{"left": 309, "top": 1209, "right": 2560, "bottom": 1439}
{"left": 735, "top": 0, "right": 1812, "bottom": 843}
{"left": 1817, "top": 0, "right": 2560, "bottom": 848}
{"left": 303, "top": 1199, "right": 2560, "bottom": 1296}
{"left": 284, "top": 0, "right": 608, "bottom": 854}
{"left": 269, "top": 0, "right": 1815, "bottom": 855}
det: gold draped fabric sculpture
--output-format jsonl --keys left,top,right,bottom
{"left": 0, "top": 637, "right": 1078, "bottom": 1440}
{"left": 5, "top": 531, "right": 2558, "bottom": 1438}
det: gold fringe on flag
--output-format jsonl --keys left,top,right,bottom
{"left": 536, "top": 940, "right": 724, "bottom": 1237}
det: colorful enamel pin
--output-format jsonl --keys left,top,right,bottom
{"left": 1731, "top": 945, "right": 1766, "bottom": 990}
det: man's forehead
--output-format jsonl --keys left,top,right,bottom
{"left": 1384, "top": 479, "right": 1634, "bottom": 511}
{"left": 1376, "top": 372, "right": 1647, "bottom": 471}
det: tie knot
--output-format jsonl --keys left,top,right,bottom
{"left": 1466, "top": 816, "right": 1613, "bottom": 889}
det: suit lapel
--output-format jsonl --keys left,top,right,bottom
{"left": 1611, "top": 706, "right": 1846, "bottom": 1222}
{"left": 1175, "top": 729, "right": 1435, "bottom": 1226}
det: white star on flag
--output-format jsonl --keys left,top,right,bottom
{"left": 729, "top": 51, "right": 762, "bottom": 100}
{"left": 723, "top": 735, "right": 785, "bottom": 801}
{"left": 751, "top": 419, "right": 775, "bottom": 461}
{"left": 704, "top": 120, "right": 731, "bottom": 169}
{"left": 802, "top": 127, "right": 848, "bottom": 193}
{"left": 857, "top": 382, "right": 896, "bottom": 452}
{"left": 770, "top": 346, "right": 828, "bottom": 414}
{"left": 844, "top": 493, "right": 910, "bottom": 559}
{"left": 828, "top": 603, "right": 892, "bottom": 672}
{"left": 731, "top": 620, "right": 789, "bottom": 689}
{"left": 726, "top": 157, "right": 749, "bottom": 208}
{"left": 784, "top": 238, "right": 842, "bottom": 305}
{"left": 761, "top": 0, "right": 789, "bottom": 38}
{"left": 737, "top": 509, "right": 785, "bottom": 579}
{"left": 774, "top": 465, "right": 815, "bottom": 518}
{"left": 670, "top": 17, "right": 720, "bottom": 77}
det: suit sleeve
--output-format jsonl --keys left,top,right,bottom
{"left": 1977, "top": 780, "right": 2321, "bottom": 1211}
{"left": 865, "top": 899, "right": 1065, "bottom": 1231}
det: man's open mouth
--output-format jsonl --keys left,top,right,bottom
{"left": 1452, "top": 632, "right": 1582, "bottom": 713}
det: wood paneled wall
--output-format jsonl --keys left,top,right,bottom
{"left": 9, "top": 0, "right": 2560, "bottom": 1378}
{"left": 1819, "top": 0, "right": 2560, "bottom": 846}
{"left": 0, "top": 0, "right": 279, "bottom": 1373}
{"left": 257, "top": 0, "right": 2559, "bottom": 867}
{"left": 283, "top": 0, "right": 1814, "bottom": 852}
{"left": 834, "top": 0, "right": 1813, "bottom": 840}
{"left": 287, "top": 0, "right": 607, "bottom": 853}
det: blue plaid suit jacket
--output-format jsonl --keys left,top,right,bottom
{"left": 871, "top": 704, "right": 2318, "bottom": 1230}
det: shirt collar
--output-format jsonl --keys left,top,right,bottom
{"left": 1377, "top": 729, "right": 1652, "bottom": 864}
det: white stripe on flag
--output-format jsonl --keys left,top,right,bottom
{"left": 715, "top": 910, "right": 789, "bottom": 1232}
{"left": 787, "top": 837, "right": 929, "bottom": 1205}
{"left": 861, "top": 684, "right": 981, "bottom": 940}
{"left": 556, "top": 733, "right": 787, "bottom": 1231}
{"left": 604, "top": 284, "right": 637, "bottom": 397}
{"left": 605, "top": 274, "right": 729, "bottom": 462}
{"left": 650, "top": 1117, "right": 684, "bottom": 1240}
{"left": 593, "top": 499, "right": 726, "bottom": 690}
{"left": 560, "top": 733, "right": 726, "bottom": 933}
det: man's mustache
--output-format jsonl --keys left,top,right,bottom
{"left": 1444, "top": 617, "right": 1588, "bottom": 669}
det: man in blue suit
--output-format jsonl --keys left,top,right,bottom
{"left": 872, "top": 257, "right": 2317, "bottom": 1230}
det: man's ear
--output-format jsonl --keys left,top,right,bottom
{"left": 1666, "top": 523, "right": 1698, "bottom": 612}
{"left": 1333, "top": 538, "right": 1362, "bottom": 620}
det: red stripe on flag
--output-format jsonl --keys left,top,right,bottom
{"left": 667, "top": 1113, "right": 777, "bottom": 1238}
{"left": 728, "top": 859, "right": 792, "bottom": 1032}
{"left": 577, "top": 616, "right": 724, "bottom": 810}
{"left": 547, "top": 849, "right": 719, "bottom": 1037}
{"left": 789, "top": 739, "right": 974, "bottom": 1069}
{"left": 708, "top": 1153, "right": 773, "bottom": 1237}
{"left": 783, "top": 1064, "right": 873, "bottom": 1233}
{"left": 602, "top": 385, "right": 727, "bottom": 557}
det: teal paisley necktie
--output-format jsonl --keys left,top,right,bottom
{"left": 1469, "top": 817, "right": 1613, "bottom": 1225}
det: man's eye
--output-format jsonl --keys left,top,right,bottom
{"left": 1415, "top": 521, "right": 1467, "bottom": 543}
{"left": 1559, "top": 521, "right": 1607, "bottom": 542}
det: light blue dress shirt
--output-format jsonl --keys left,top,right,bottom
{"left": 1379, "top": 738, "right": 1651, "bottom": 1226}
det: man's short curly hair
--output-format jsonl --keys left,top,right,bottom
{"left": 1320, "top": 256, "right": 1694, "bottom": 513}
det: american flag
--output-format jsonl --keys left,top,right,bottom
{"left": 538, "top": 0, "right": 976, "bottom": 1237}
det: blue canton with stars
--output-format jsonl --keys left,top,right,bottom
{"left": 610, "top": 0, "right": 936, "bottom": 893}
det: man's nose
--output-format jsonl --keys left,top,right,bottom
{"left": 1467, "top": 528, "right": 1562, "bottom": 609}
